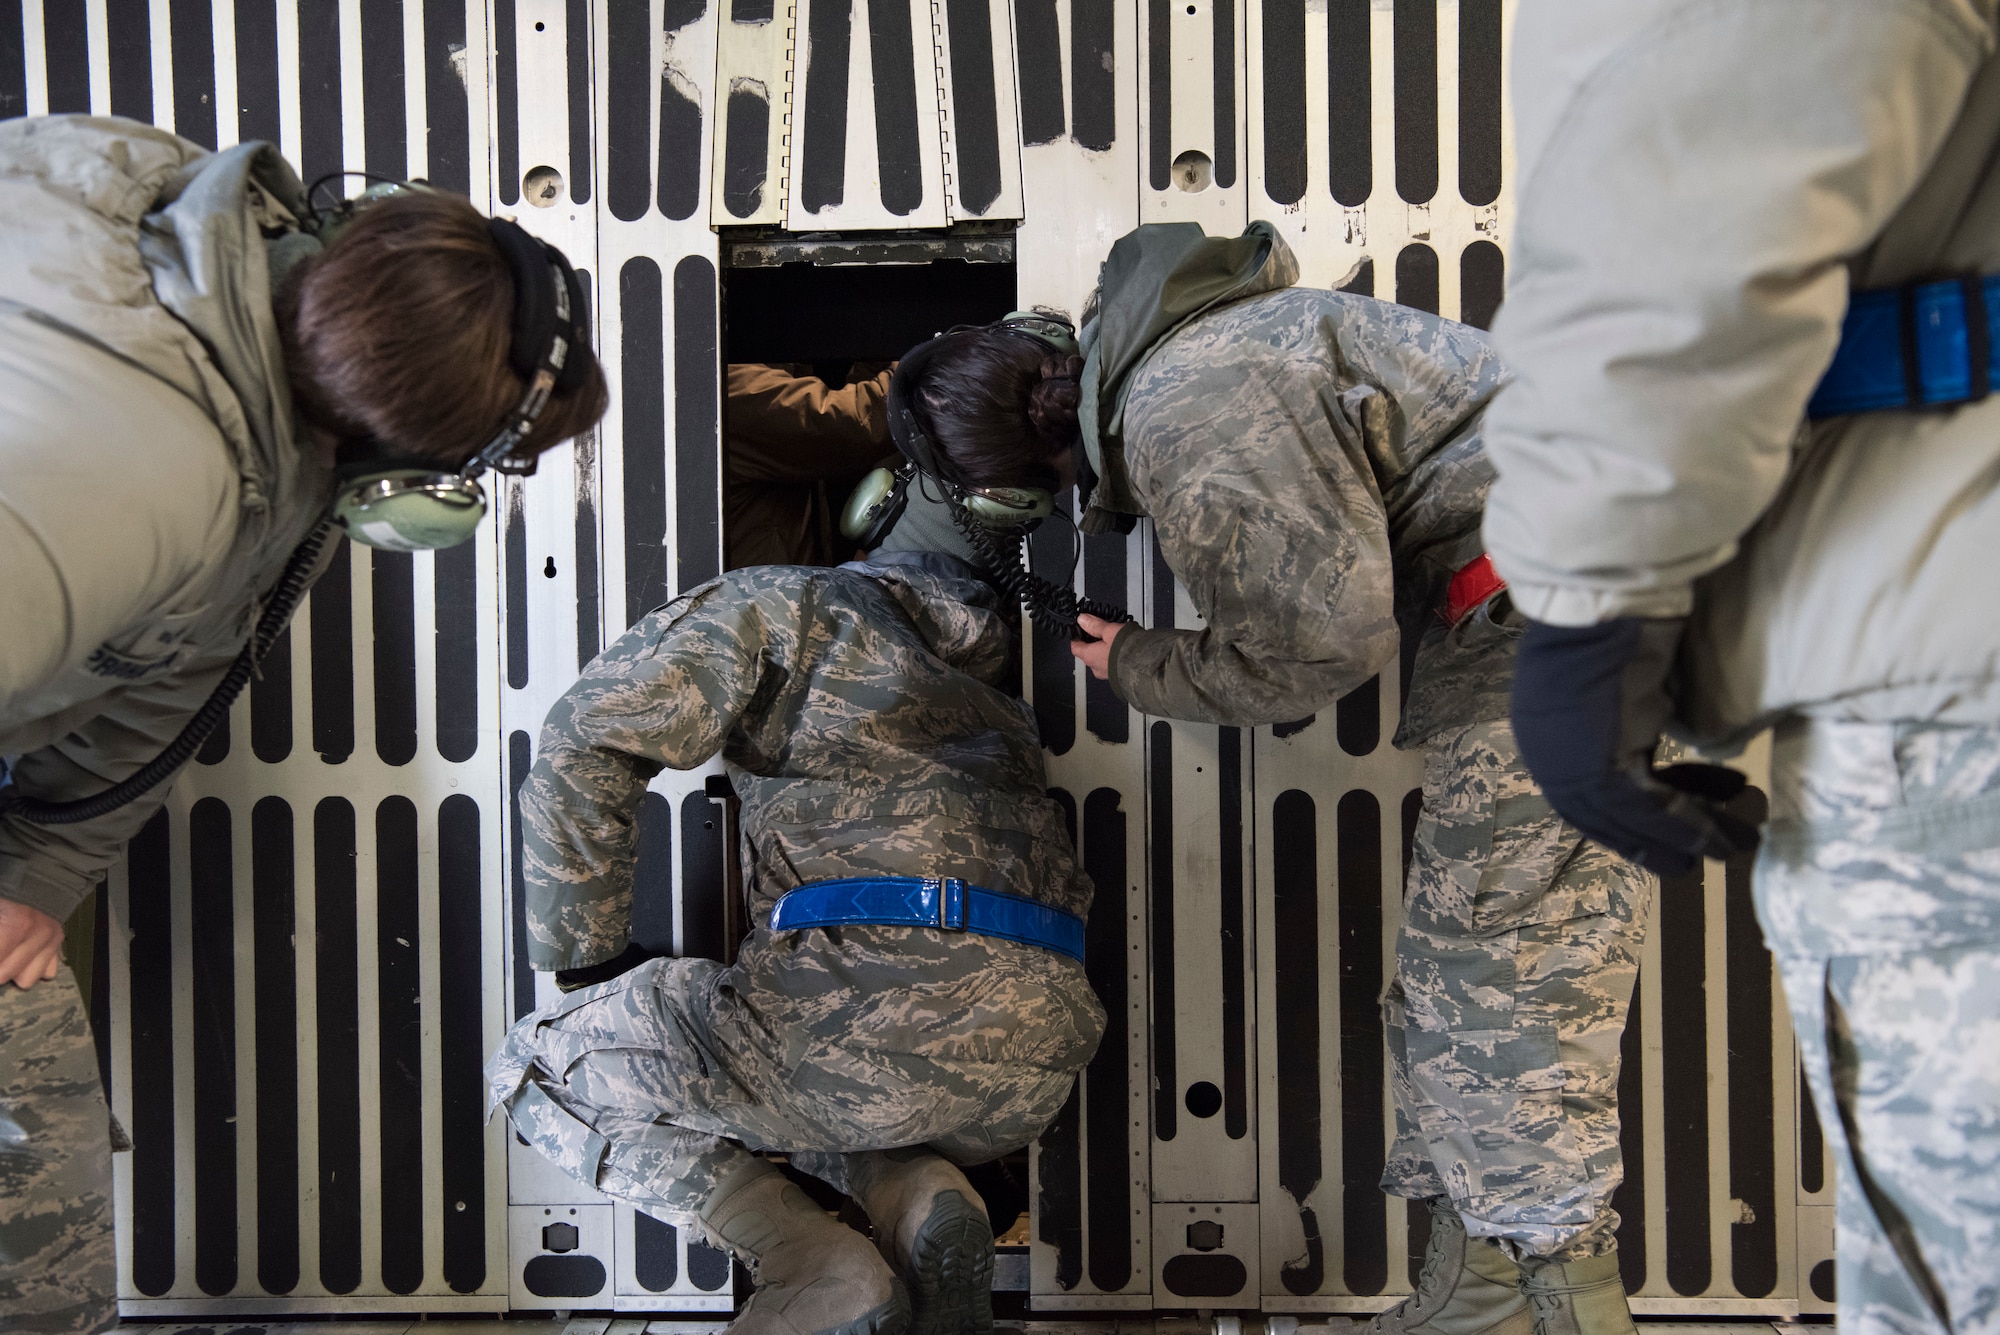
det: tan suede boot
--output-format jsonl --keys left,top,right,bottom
{"left": 700, "top": 1160, "right": 911, "bottom": 1335}
{"left": 1518, "top": 1251, "right": 1637, "bottom": 1335}
{"left": 1370, "top": 1199, "right": 1532, "bottom": 1335}
{"left": 844, "top": 1150, "right": 993, "bottom": 1335}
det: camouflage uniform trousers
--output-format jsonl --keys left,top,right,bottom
{"left": 489, "top": 939, "right": 1100, "bottom": 1232}
{"left": 1757, "top": 717, "right": 2000, "bottom": 1335}
{"left": 0, "top": 966, "right": 118, "bottom": 1333}
{"left": 1381, "top": 717, "right": 1655, "bottom": 1261}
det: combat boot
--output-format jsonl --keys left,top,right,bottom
{"left": 1518, "top": 1251, "right": 1637, "bottom": 1335}
{"left": 1370, "top": 1199, "right": 1532, "bottom": 1335}
{"left": 700, "top": 1160, "right": 911, "bottom": 1335}
{"left": 845, "top": 1149, "right": 994, "bottom": 1335}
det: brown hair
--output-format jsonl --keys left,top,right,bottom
{"left": 279, "top": 191, "right": 609, "bottom": 465}
{"left": 912, "top": 327, "right": 1082, "bottom": 490}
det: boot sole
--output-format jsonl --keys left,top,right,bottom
{"left": 902, "top": 1190, "right": 993, "bottom": 1335}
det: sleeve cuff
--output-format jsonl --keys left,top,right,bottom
{"left": 0, "top": 855, "right": 97, "bottom": 926}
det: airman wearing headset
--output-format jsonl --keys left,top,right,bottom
{"left": 891, "top": 226, "right": 1653, "bottom": 1335}
{"left": 0, "top": 115, "right": 605, "bottom": 1332}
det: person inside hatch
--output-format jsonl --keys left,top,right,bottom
{"left": 724, "top": 361, "right": 897, "bottom": 570}
{"left": 893, "top": 233, "right": 1653, "bottom": 1335}
{"left": 0, "top": 114, "right": 605, "bottom": 1333}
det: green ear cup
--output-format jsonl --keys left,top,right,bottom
{"left": 840, "top": 466, "right": 904, "bottom": 542}
{"left": 961, "top": 486, "right": 1055, "bottom": 526}
{"left": 331, "top": 469, "right": 489, "bottom": 551}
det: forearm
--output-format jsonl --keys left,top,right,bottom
{"left": 520, "top": 741, "right": 656, "bottom": 972}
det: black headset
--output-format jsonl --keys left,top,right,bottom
{"left": 315, "top": 179, "right": 594, "bottom": 551}
{"left": 840, "top": 311, "right": 1131, "bottom": 640}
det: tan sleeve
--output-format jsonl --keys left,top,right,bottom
{"left": 726, "top": 364, "right": 896, "bottom": 485}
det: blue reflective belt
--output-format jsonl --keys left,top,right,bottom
{"left": 767, "top": 876, "right": 1087, "bottom": 964}
{"left": 1808, "top": 273, "right": 1997, "bottom": 418}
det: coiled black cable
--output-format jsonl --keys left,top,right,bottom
{"left": 2, "top": 522, "right": 335, "bottom": 826}
{"left": 951, "top": 504, "right": 1131, "bottom": 642}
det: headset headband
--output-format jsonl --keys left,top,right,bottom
{"left": 470, "top": 218, "right": 593, "bottom": 478}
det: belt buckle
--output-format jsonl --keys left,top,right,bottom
{"left": 929, "top": 876, "right": 967, "bottom": 931}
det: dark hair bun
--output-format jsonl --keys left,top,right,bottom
{"left": 1027, "top": 353, "right": 1085, "bottom": 440}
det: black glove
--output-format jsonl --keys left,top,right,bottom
{"left": 1511, "top": 616, "right": 1762, "bottom": 878}
{"left": 553, "top": 940, "right": 657, "bottom": 993}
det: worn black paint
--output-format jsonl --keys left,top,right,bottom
{"left": 1031, "top": 508, "right": 1076, "bottom": 755}
{"left": 506, "top": 490, "right": 530, "bottom": 690}
{"left": 1341, "top": 255, "right": 1375, "bottom": 298}
{"left": 525, "top": 1253, "right": 608, "bottom": 1296}
{"left": 944, "top": 0, "right": 1002, "bottom": 213}
{"left": 606, "top": 0, "right": 652, "bottom": 220}
{"left": 1396, "top": 243, "right": 1439, "bottom": 315}
{"left": 658, "top": 2, "right": 704, "bottom": 221}
{"left": 1326, "top": 0, "right": 1369, "bottom": 206}
{"left": 868, "top": 0, "right": 924, "bottom": 214}
{"left": 1725, "top": 789, "right": 1777, "bottom": 1297}
{"left": 436, "top": 542, "right": 480, "bottom": 762}
{"left": 190, "top": 799, "right": 238, "bottom": 1295}
{"left": 1337, "top": 789, "right": 1386, "bottom": 1293}
{"left": 107, "top": 0, "right": 152, "bottom": 121}
{"left": 1336, "top": 676, "right": 1379, "bottom": 756}
{"left": 681, "top": 792, "right": 727, "bottom": 960}
{"left": 634, "top": 1213, "right": 679, "bottom": 1290}
{"left": 1035, "top": 1084, "right": 1083, "bottom": 1289}
{"left": 249, "top": 628, "right": 292, "bottom": 763}
{"left": 1811, "top": 1260, "right": 1836, "bottom": 1303}
{"left": 0, "top": 0, "right": 24, "bottom": 121}
{"left": 252, "top": 798, "right": 300, "bottom": 1294}
{"left": 361, "top": 0, "right": 404, "bottom": 179}
{"left": 1273, "top": 789, "right": 1324, "bottom": 1294}
{"left": 688, "top": 1239, "right": 733, "bottom": 1290}
{"left": 376, "top": 798, "right": 425, "bottom": 1293}
{"left": 1459, "top": 240, "right": 1504, "bottom": 330}
{"left": 1212, "top": 0, "right": 1235, "bottom": 187}
{"left": 374, "top": 552, "right": 419, "bottom": 766}
{"left": 315, "top": 797, "right": 363, "bottom": 1294}
{"left": 128, "top": 813, "right": 175, "bottom": 1296}
{"left": 43, "top": 3, "right": 89, "bottom": 114}
{"left": 236, "top": 0, "right": 281, "bottom": 174}
{"left": 310, "top": 493, "right": 354, "bottom": 764}
{"left": 1218, "top": 728, "right": 1248, "bottom": 1139}
{"left": 1260, "top": 0, "right": 1305, "bottom": 205}
{"left": 1164, "top": 1251, "right": 1248, "bottom": 1297}
{"left": 509, "top": 730, "right": 538, "bottom": 1019}
{"left": 1657, "top": 865, "right": 1712, "bottom": 1295}
{"left": 170, "top": 0, "right": 217, "bottom": 147}
{"left": 1014, "top": 0, "right": 1064, "bottom": 145}
{"left": 1457, "top": 0, "right": 1501, "bottom": 207}
{"left": 1392, "top": 0, "right": 1435, "bottom": 204}
{"left": 438, "top": 794, "right": 487, "bottom": 1291}
{"left": 424, "top": 0, "right": 470, "bottom": 193}
{"left": 1401, "top": 787, "right": 1421, "bottom": 885}
{"left": 621, "top": 258, "right": 668, "bottom": 624}
{"left": 797, "top": 0, "right": 852, "bottom": 213}
{"left": 1070, "top": 0, "right": 1115, "bottom": 151}
{"left": 1082, "top": 787, "right": 1132, "bottom": 1292}
{"left": 1145, "top": 0, "right": 1169, "bottom": 190}
{"left": 1149, "top": 722, "right": 1179, "bottom": 1144}
{"left": 89, "top": 883, "right": 110, "bottom": 1120}
{"left": 567, "top": 0, "right": 593, "bottom": 202}
{"left": 1800, "top": 1059, "right": 1826, "bottom": 1194}
{"left": 1612, "top": 980, "right": 1646, "bottom": 1293}
{"left": 1084, "top": 530, "right": 1127, "bottom": 742}
{"left": 574, "top": 428, "right": 602, "bottom": 671}
{"left": 298, "top": 0, "right": 344, "bottom": 188}
{"left": 722, "top": 84, "right": 771, "bottom": 218}
{"left": 675, "top": 256, "right": 722, "bottom": 589}
{"left": 734, "top": 0, "right": 774, "bottom": 19}
{"left": 494, "top": 0, "right": 519, "bottom": 204}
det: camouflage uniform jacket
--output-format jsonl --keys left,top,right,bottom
{"left": 1101, "top": 269, "right": 1514, "bottom": 745}
{"left": 522, "top": 556, "right": 1099, "bottom": 1006}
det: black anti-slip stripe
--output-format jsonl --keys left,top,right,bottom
{"left": 506, "top": 488, "right": 530, "bottom": 690}
{"left": 1391, "top": 0, "right": 1435, "bottom": 204}
{"left": 1082, "top": 787, "right": 1132, "bottom": 1293}
{"left": 1337, "top": 789, "right": 1386, "bottom": 1293}
{"left": 374, "top": 552, "right": 419, "bottom": 766}
{"left": 0, "top": 0, "right": 24, "bottom": 121}
{"left": 1724, "top": 789, "right": 1776, "bottom": 1297}
{"left": 107, "top": 0, "right": 152, "bottom": 121}
{"left": 438, "top": 794, "right": 487, "bottom": 1291}
{"left": 1459, "top": 240, "right": 1503, "bottom": 330}
{"left": 1457, "top": 0, "right": 1500, "bottom": 206}
{"left": 198, "top": 706, "right": 230, "bottom": 764}
{"left": 943, "top": 0, "right": 1002, "bottom": 213}
{"left": 1218, "top": 728, "right": 1247, "bottom": 1139}
{"left": 190, "top": 798, "right": 239, "bottom": 1296}
{"left": 315, "top": 797, "right": 363, "bottom": 1294}
{"left": 436, "top": 542, "right": 480, "bottom": 762}
{"left": 605, "top": 0, "right": 651, "bottom": 221}
{"left": 361, "top": 0, "right": 404, "bottom": 178}
{"left": 1211, "top": 0, "right": 1235, "bottom": 187}
{"left": 1657, "top": 865, "right": 1712, "bottom": 1295}
{"left": 867, "top": 0, "right": 924, "bottom": 215}
{"left": 1070, "top": 0, "right": 1114, "bottom": 151}
{"left": 567, "top": 0, "right": 592, "bottom": 203}
{"left": 796, "top": 0, "right": 852, "bottom": 213}
{"left": 575, "top": 432, "right": 603, "bottom": 670}
{"left": 1148, "top": 722, "right": 1178, "bottom": 1145}
{"left": 1336, "top": 676, "right": 1379, "bottom": 756}
{"left": 128, "top": 812, "right": 176, "bottom": 1296}
{"left": 633, "top": 1212, "right": 680, "bottom": 1291}
{"left": 377, "top": 797, "right": 425, "bottom": 1294}
{"left": 250, "top": 627, "right": 292, "bottom": 762}
{"left": 1799, "top": 1059, "right": 1825, "bottom": 1194}
{"left": 1326, "top": 0, "right": 1369, "bottom": 206}
{"left": 1145, "top": 0, "right": 1168, "bottom": 190}
{"left": 1396, "top": 243, "right": 1439, "bottom": 314}
{"left": 298, "top": 0, "right": 344, "bottom": 187}
{"left": 630, "top": 792, "right": 676, "bottom": 953}
{"left": 424, "top": 0, "right": 469, "bottom": 192}
{"left": 1260, "top": 0, "right": 1305, "bottom": 205}
{"left": 1036, "top": 785, "right": 1083, "bottom": 1287}
{"left": 1272, "top": 789, "right": 1324, "bottom": 1294}
{"left": 170, "top": 0, "right": 217, "bottom": 148}
{"left": 680, "top": 792, "right": 726, "bottom": 960}
{"left": 252, "top": 797, "right": 301, "bottom": 1296}
{"left": 621, "top": 258, "right": 668, "bottom": 624}
{"left": 509, "top": 730, "right": 537, "bottom": 1019}
{"left": 658, "top": 3, "right": 704, "bottom": 221}
{"left": 494, "top": 0, "right": 519, "bottom": 204}
{"left": 1030, "top": 504, "right": 1076, "bottom": 754}
{"left": 1013, "top": 0, "right": 1063, "bottom": 145}
{"left": 236, "top": 0, "right": 282, "bottom": 166}
{"left": 721, "top": 83, "right": 770, "bottom": 218}
{"left": 674, "top": 256, "right": 721, "bottom": 589}
{"left": 1084, "top": 530, "right": 1126, "bottom": 742}
{"left": 42, "top": 3, "right": 87, "bottom": 112}
{"left": 1612, "top": 981, "right": 1646, "bottom": 1292}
